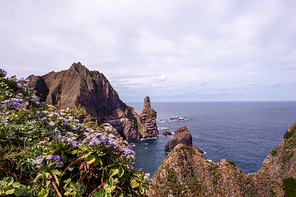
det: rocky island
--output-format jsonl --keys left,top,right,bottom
{"left": 28, "top": 62, "right": 158, "bottom": 140}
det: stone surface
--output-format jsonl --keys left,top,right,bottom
{"left": 150, "top": 144, "right": 284, "bottom": 197}
{"left": 151, "top": 122, "right": 296, "bottom": 196}
{"left": 162, "top": 130, "right": 172, "bottom": 136}
{"left": 28, "top": 62, "right": 153, "bottom": 140}
{"left": 138, "top": 96, "right": 158, "bottom": 138}
{"left": 164, "top": 125, "right": 193, "bottom": 151}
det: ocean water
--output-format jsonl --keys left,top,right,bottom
{"left": 127, "top": 101, "right": 296, "bottom": 176}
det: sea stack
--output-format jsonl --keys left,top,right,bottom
{"left": 139, "top": 96, "right": 158, "bottom": 138}
{"left": 165, "top": 125, "right": 203, "bottom": 153}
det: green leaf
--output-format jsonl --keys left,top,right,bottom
{"left": 63, "top": 178, "right": 71, "bottom": 189}
{"left": 61, "top": 152, "right": 67, "bottom": 162}
{"left": 108, "top": 163, "right": 117, "bottom": 168}
{"left": 130, "top": 179, "right": 139, "bottom": 188}
{"left": 6, "top": 189, "right": 15, "bottom": 195}
{"left": 6, "top": 177, "right": 14, "bottom": 186}
{"left": 12, "top": 182, "right": 21, "bottom": 188}
{"left": 53, "top": 173, "right": 60, "bottom": 186}
{"left": 109, "top": 168, "right": 119, "bottom": 177}
{"left": 51, "top": 169, "right": 62, "bottom": 176}
{"left": 48, "top": 162, "right": 56, "bottom": 171}
{"left": 93, "top": 155, "right": 101, "bottom": 166}
{"left": 119, "top": 166, "right": 124, "bottom": 178}
{"left": 82, "top": 151, "right": 92, "bottom": 159}
{"left": 70, "top": 182, "right": 76, "bottom": 188}
{"left": 34, "top": 174, "right": 45, "bottom": 183}
{"left": 39, "top": 165, "right": 48, "bottom": 173}
{"left": 86, "top": 155, "right": 95, "bottom": 164}
{"left": 139, "top": 184, "right": 146, "bottom": 195}
{"left": 64, "top": 190, "right": 71, "bottom": 195}
{"left": 14, "top": 188, "right": 24, "bottom": 196}
{"left": 37, "top": 188, "right": 48, "bottom": 197}
{"left": 79, "top": 185, "right": 85, "bottom": 194}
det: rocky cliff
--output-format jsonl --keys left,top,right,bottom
{"left": 164, "top": 125, "right": 193, "bottom": 152}
{"left": 28, "top": 62, "right": 157, "bottom": 140}
{"left": 165, "top": 125, "right": 204, "bottom": 154}
{"left": 150, "top": 122, "right": 296, "bottom": 196}
{"left": 138, "top": 96, "right": 158, "bottom": 138}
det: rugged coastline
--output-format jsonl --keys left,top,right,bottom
{"left": 28, "top": 62, "right": 158, "bottom": 141}
{"left": 149, "top": 123, "right": 296, "bottom": 196}
{"left": 23, "top": 63, "right": 296, "bottom": 196}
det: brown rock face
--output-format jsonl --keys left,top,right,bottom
{"left": 162, "top": 130, "right": 172, "bottom": 136}
{"left": 151, "top": 122, "right": 296, "bottom": 196}
{"left": 28, "top": 62, "right": 145, "bottom": 140}
{"left": 138, "top": 96, "right": 158, "bottom": 138}
{"left": 165, "top": 125, "right": 193, "bottom": 151}
{"left": 150, "top": 144, "right": 284, "bottom": 197}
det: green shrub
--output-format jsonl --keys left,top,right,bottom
{"left": 283, "top": 177, "right": 296, "bottom": 197}
{"left": 283, "top": 126, "right": 296, "bottom": 140}
{"left": 271, "top": 149, "right": 277, "bottom": 157}
{"left": 0, "top": 68, "right": 152, "bottom": 196}
{"left": 227, "top": 160, "right": 236, "bottom": 168}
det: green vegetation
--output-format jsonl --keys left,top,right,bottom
{"left": 271, "top": 149, "right": 277, "bottom": 157}
{"left": 283, "top": 177, "right": 296, "bottom": 197}
{"left": 227, "top": 160, "right": 237, "bottom": 168}
{"left": 0, "top": 68, "right": 152, "bottom": 196}
{"left": 283, "top": 126, "right": 296, "bottom": 140}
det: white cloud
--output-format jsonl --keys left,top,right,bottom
{"left": 1, "top": 0, "right": 296, "bottom": 101}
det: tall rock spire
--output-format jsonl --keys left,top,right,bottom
{"left": 139, "top": 96, "right": 158, "bottom": 138}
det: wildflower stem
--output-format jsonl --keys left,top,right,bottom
{"left": 61, "top": 155, "right": 83, "bottom": 178}
{"left": 51, "top": 181, "right": 62, "bottom": 197}
{"left": 88, "top": 182, "right": 105, "bottom": 197}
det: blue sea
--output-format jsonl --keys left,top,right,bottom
{"left": 127, "top": 102, "right": 296, "bottom": 176}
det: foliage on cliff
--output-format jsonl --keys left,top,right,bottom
{"left": 0, "top": 68, "right": 152, "bottom": 196}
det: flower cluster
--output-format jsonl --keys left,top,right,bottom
{"left": 33, "top": 154, "right": 64, "bottom": 167}
{"left": 1, "top": 68, "right": 153, "bottom": 196}
{"left": 144, "top": 173, "right": 150, "bottom": 181}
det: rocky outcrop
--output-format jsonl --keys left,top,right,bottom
{"left": 162, "top": 130, "right": 172, "bottom": 136}
{"left": 28, "top": 62, "right": 153, "bottom": 141}
{"left": 151, "top": 122, "right": 296, "bottom": 196}
{"left": 138, "top": 96, "right": 158, "bottom": 138}
{"left": 164, "top": 125, "right": 193, "bottom": 151}
{"left": 150, "top": 144, "right": 283, "bottom": 197}
{"left": 256, "top": 122, "right": 296, "bottom": 180}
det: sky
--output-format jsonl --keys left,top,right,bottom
{"left": 1, "top": 0, "right": 296, "bottom": 102}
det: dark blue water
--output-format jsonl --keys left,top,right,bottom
{"left": 127, "top": 102, "right": 296, "bottom": 176}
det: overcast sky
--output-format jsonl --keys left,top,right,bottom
{"left": 1, "top": 0, "right": 296, "bottom": 102}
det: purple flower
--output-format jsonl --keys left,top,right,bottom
{"left": 49, "top": 121, "right": 55, "bottom": 126}
{"left": 39, "top": 117, "right": 47, "bottom": 123}
{"left": 53, "top": 129, "right": 60, "bottom": 133}
{"left": 144, "top": 173, "right": 150, "bottom": 181}
{"left": 16, "top": 83, "right": 23, "bottom": 88}
{"left": 33, "top": 156, "right": 45, "bottom": 165}
{"left": 45, "top": 154, "right": 53, "bottom": 160}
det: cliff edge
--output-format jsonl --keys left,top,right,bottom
{"left": 150, "top": 122, "right": 296, "bottom": 196}
{"left": 28, "top": 62, "right": 157, "bottom": 140}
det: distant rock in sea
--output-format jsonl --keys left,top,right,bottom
{"left": 28, "top": 62, "right": 157, "bottom": 141}
{"left": 162, "top": 130, "right": 172, "bottom": 136}
{"left": 164, "top": 125, "right": 203, "bottom": 153}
